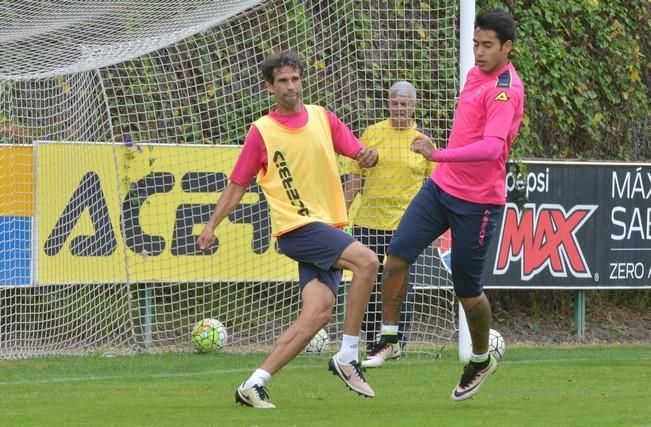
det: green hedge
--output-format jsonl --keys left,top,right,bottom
{"left": 484, "top": 0, "right": 650, "bottom": 160}
{"left": 103, "top": 1, "right": 649, "bottom": 160}
{"left": 104, "top": 1, "right": 458, "bottom": 147}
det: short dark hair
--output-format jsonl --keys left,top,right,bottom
{"left": 475, "top": 9, "right": 515, "bottom": 45}
{"left": 260, "top": 51, "right": 305, "bottom": 83}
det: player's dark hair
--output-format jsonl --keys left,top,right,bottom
{"left": 475, "top": 9, "right": 515, "bottom": 46}
{"left": 260, "top": 51, "right": 305, "bottom": 83}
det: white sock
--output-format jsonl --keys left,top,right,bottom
{"left": 243, "top": 368, "right": 271, "bottom": 389}
{"left": 336, "top": 334, "right": 359, "bottom": 364}
{"left": 470, "top": 352, "right": 489, "bottom": 363}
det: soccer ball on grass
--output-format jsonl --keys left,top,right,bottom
{"left": 191, "top": 318, "right": 228, "bottom": 353}
{"left": 304, "top": 328, "right": 329, "bottom": 353}
{"left": 488, "top": 328, "right": 505, "bottom": 360}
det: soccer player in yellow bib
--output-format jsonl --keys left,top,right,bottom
{"left": 198, "top": 51, "right": 380, "bottom": 408}
{"left": 343, "top": 81, "right": 436, "bottom": 368}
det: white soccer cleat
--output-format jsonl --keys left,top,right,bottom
{"left": 328, "top": 356, "right": 376, "bottom": 397}
{"left": 451, "top": 355, "right": 497, "bottom": 401}
{"left": 361, "top": 342, "right": 401, "bottom": 368}
{"left": 235, "top": 384, "right": 276, "bottom": 409}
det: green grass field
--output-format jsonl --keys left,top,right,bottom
{"left": 1, "top": 345, "right": 650, "bottom": 426}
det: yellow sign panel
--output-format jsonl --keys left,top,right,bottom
{"left": 37, "top": 142, "right": 296, "bottom": 284}
{"left": 0, "top": 145, "right": 34, "bottom": 216}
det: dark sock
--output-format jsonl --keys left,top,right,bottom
{"left": 379, "top": 333, "right": 399, "bottom": 345}
{"left": 471, "top": 358, "right": 490, "bottom": 369}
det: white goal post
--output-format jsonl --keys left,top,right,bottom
{"left": 457, "top": 0, "right": 475, "bottom": 363}
{"left": 0, "top": 0, "right": 473, "bottom": 359}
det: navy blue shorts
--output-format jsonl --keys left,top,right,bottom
{"left": 277, "top": 222, "right": 355, "bottom": 296}
{"left": 388, "top": 179, "right": 503, "bottom": 298}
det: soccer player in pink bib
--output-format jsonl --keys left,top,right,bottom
{"left": 367, "top": 10, "right": 525, "bottom": 401}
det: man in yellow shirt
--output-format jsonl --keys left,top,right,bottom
{"left": 344, "top": 81, "right": 435, "bottom": 367}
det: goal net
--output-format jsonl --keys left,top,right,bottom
{"left": 0, "top": 0, "right": 459, "bottom": 359}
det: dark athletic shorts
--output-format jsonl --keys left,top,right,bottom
{"left": 277, "top": 222, "right": 355, "bottom": 296}
{"left": 388, "top": 179, "right": 503, "bottom": 298}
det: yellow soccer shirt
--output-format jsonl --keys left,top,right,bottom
{"left": 351, "top": 119, "right": 435, "bottom": 230}
{"left": 255, "top": 105, "right": 348, "bottom": 236}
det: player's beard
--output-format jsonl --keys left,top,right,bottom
{"left": 280, "top": 91, "right": 301, "bottom": 110}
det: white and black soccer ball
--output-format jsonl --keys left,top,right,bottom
{"left": 304, "top": 328, "right": 329, "bottom": 353}
{"left": 488, "top": 328, "right": 505, "bottom": 360}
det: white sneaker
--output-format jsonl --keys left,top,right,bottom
{"left": 328, "top": 356, "right": 375, "bottom": 397}
{"left": 361, "top": 342, "right": 401, "bottom": 368}
{"left": 451, "top": 355, "right": 497, "bottom": 401}
{"left": 235, "top": 383, "right": 276, "bottom": 409}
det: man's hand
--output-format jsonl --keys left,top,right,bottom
{"left": 197, "top": 225, "right": 216, "bottom": 251}
{"left": 410, "top": 134, "right": 437, "bottom": 160}
{"left": 356, "top": 146, "right": 378, "bottom": 168}
{"left": 195, "top": 182, "right": 247, "bottom": 251}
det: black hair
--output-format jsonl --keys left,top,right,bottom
{"left": 475, "top": 9, "right": 516, "bottom": 45}
{"left": 260, "top": 51, "right": 305, "bottom": 83}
